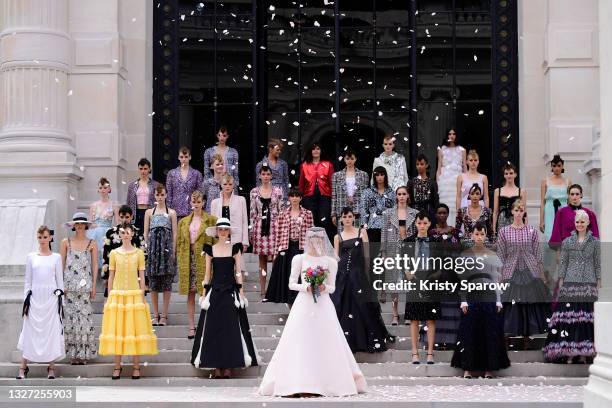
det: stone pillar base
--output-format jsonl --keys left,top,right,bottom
{"left": 584, "top": 300, "right": 612, "bottom": 406}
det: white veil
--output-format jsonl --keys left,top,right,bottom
{"left": 304, "top": 227, "right": 339, "bottom": 261}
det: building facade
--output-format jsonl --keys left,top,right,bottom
{"left": 0, "top": 0, "right": 610, "bottom": 403}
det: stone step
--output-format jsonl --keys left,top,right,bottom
{"left": 93, "top": 313, "right": 291, "bottom": 326}
{"left": 0, "top": 376, "right": 587, "bottom": 387}
{"left": 0, "top": 362, "right": 589, "bottom": 379}
{"left": 10, "top": 349, "right": 549, "bottom": 365}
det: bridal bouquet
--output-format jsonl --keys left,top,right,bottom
{"left": 303, "top": 266, "right": 328, "bottom": 303}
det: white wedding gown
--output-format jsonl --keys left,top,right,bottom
{"left": 437, "top": 145, "right": 464, "bottom": 226}
{"left": 258, "top": 254, "right": 367, "bottom": 397}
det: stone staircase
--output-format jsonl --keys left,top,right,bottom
{"left": 0, "top": 255, "right": 589, "bottom": 387}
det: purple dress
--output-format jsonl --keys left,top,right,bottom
{"left": 549, "top": 205, "right": 599, "bottom": 248}
{"left": 166, "top": 167, "right": 203, "bottom": 218}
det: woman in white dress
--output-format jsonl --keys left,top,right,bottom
{"left": 436, "top": 128, "right": 466, "bottom": 226}
{"left": 456, "top": 149, "right": 489, "bottom": 210}
{"left": 259, "top": 227, "right": 367, "bottom": 397}
{"left": 16, "top": 226, "right": 66, "bottom": 379}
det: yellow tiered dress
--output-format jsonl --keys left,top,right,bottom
{"left": 98, "top": 248, "right": 158, "bottom": 355}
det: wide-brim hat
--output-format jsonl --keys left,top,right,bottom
{"left": 64, "top": 212, "right": 95, "bottom": 229}
{"left": 205, "top": 217, "right": 238, "bottom": 237}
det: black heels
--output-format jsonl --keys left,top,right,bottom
{"left": 16, "top": 366, "right": 29, "bottom": 379}
{"left": 47, "top": 366, "right": 55, "bottom": 379}
{"left": 187, "top": 327, "right": 196, "bottom": 340}
{"left": 132, "top": 366, "right": 141, "bottom": 380}
{"left": 111, "top": 366, "right": 122, "bottom": 380}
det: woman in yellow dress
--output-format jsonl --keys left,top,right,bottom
{"left": 99, "top": 223, "right": 158, "bottom": 379}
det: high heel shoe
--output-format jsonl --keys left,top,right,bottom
{"left": 111, "top": 366, "right": 122, "bottom": 380}
{"left": 187, "top": 327, "right": 196, "bottom": 339}
{"left": 159, "top": 314, "right": 167, "bottom": 326}
{"left": 213, "top": 368, "right": 222, "bottom": 379}
{"left": 152, "top": 314, "right": 160, "bottom": 326}
{"left": 47, "top": 366, "right": 55, "bottom": 379}
{"left": 222, "top": 368, "right": 231, "bottom": 379}
{"left": 426, "top": 353, "right": 434, "bottom": 365}
{"left": 132, "top": 366, "right": 141, "bottom": 380}
{"left": 16, "top": 366, "right": 29, "bottom": 379}
{"left": 411, "top": 353, "right": 420, "bottom": 365}
{"left": 391, "top": 314, "right": 399, "bottom": 326}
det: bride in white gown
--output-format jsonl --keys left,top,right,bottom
{"left": 436, "top": 128, "right": 466, "bottom": 226}
{"left": 258, "top": 227, "right": 367, "bottom": 397}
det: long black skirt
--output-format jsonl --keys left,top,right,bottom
{"left": 451, "top": 302, "right": 510, "bottom": 371}
{"left": 502, "top": 268, "right": 551, "bottom": 337}
{"left": 191, "top": 288, "right": 258, "bottom": 369}
{"left": 265, "top": 240, "right": 301, "bottom": 304}
{"left": 543, "top": 283, "right": 596, "bottom": 362}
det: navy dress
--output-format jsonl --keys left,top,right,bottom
{"left": 191, "top": 244, "right": 258, "bottom": 369}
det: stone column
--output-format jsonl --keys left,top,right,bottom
{"left": 584, "top": 0, "right": 612, "bottom": 405}
{"left": 0, "top": 0, "right": 82, "bottom": 249}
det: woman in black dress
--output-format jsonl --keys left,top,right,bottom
{"left": 408, "top": 154, "right": 439, "bottom": 219}
{"left": 451, "top": 222, "right": 510, "bottom": 378}
{"left": 404, "top": 212, "right": 439, "bottom": 364}
{"left": 332, "top": 207, "right": 395, "bottom": 353}
{"left": 191, "top": 218, "right": 258, "bottom": 379}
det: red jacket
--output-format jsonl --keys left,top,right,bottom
{"left": 298, "top": 161, "right": 334, "bottom": 197}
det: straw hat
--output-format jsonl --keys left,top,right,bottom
{"left": 64, "top": 212, "right": 95, "bottom": 230}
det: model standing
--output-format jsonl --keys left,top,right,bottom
{"left": 428, "top": 203, "right": 461, "bottom": 349}
{"left": 88, "top": 177, "right": 119, "bottom": 272}
{"left": 203, "top": 125, "right": 240, "bottom": 188}
{"left": 177, "top": 190, "right": 217, "bottom": 339}
{"left": 549, "top": 184, "right": 600, "bottom": 247}
{"left": 331, "top": 148, "right": 369, "bottom": 229}
{"left": 371, "top": 135, "right": 409, "bottom": 192}
{"left": 404, "top": 212, "right": 439, "bottom": 365}
{"left": 492, "top": 163, "right": 525, "bottom": 234}
{"left": 255, "top": 139, "right": 290, "bottom": 201}
{"left": 497, "top": 200, "right": 550, "bottom": 348}
{"left": 102, "top": 205, "right": 144, "bottom": 297}
{"left": 201, "top": 153, "right": 228, "bottom": 213}
{"left": 99, "top": 224, "right": 158, "bottom": 379}
{"left": 144, "top": 184, "right": 178, "bottom": 327}
{"left": 360, "top": 166, "right": 395, "bottom": 244}
{"left": 126, "top": 158, "right": 159, "bottom": 233}
{"left": 60, "top": 213, "right": 98, "bottom": 364}
{"left": 259, "top": 228, "right": 367, "bottom": 397}
{"left": 436, "top": 128, "right": 466, "bottom": 226}
{"left": 210, "top": 173, "right": 249, "bottom": 253}
{"left": 451, "top": 222, "right": 509, "bottom": 378}
{"left": 543, "top": 210, "right": 600, "bottom": 363}
{"left": 191, "top": 218, "right": 258, "bottom": 379}
{"left": 265, "top": 188, "right": 314, "bottom": 304}
{"left": 408, "top": 154, "right": 439, "bottom": 219}
{"left": 166, "top": 147, "right": 204, "bottom": 220}
{"left": 539, "top": 155, "right": 570, "bottom": 239}
{"left": 455, "top": 184, "right": 493, "bottom": 239}
{"left": 298, "top": 142, "right": 335, "bottom": 241}
{"left": 16, "top": 226, "right": 65, "bottom": 380}
{"left": 381, "top": 186, "right": 418, "bottom": 325}
{"left": 250, "top": 165, "right": 284, "bottom": 298}
{"left": 456, "top": 150, "right": 489, "bottom": 210}
{"left": 332, "top": 208, "right": 395, "bottom": 353}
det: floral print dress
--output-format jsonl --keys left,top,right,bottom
{"left": 64, "top": 239, "right": 97, "bottom": 360}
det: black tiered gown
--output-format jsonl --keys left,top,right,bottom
{"left": 191, "top": 244, "right": 258, "bottom": 369}
{"left": 331, "top": 230, "right": 394, "bottom": 353}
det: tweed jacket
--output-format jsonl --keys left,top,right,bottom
{"left": 380, "top": 206, "right": 418, "bottom": 255}
{"left": 558, "top": 230, "right": 601, "bottom": 283}
{"left": 249, "top": 186, "right": 284, "bottom": 241}
{"left": 166, "top": 166, "right": 204, "bottom": 218}
{"left": 255, "top": 157, "right": 290, "bottom": 201}
{"left": 203, "top": 145, "right": 240, "bottom": 187}
{"left": 126, "top": 177, "right": 159, "bottom": 215}
{"left": 275, "top": 206, "right": 314, "bottom": 251}
{"left": 177, "top": 212, "right": 217, "bottom": 295}
{"left": 496, "top": 225, "right": 543, "bottom": 281}
{"left": 359, "top": 186, "right": 395, "bottom": 230}
{"left": 210, "top": 193, "right": 249, "bottom": 246}
{"left": 331, "top": 167, "right": 369, "bottom": 220}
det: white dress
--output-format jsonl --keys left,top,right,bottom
{"left": 437, "top": 145, "right": 464, "bottom": 226}
{"left": 17, "top": 253, "right": 66, "bottom": 362}
{"left": 258, "top": 254, "right": 367, "bottom": 397}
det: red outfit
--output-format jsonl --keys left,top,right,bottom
{"left": 549, "top": 205, "right": 599, "bottom": 247}
{"left": 298, "top": 161, "right": 334, "bottom": 197}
